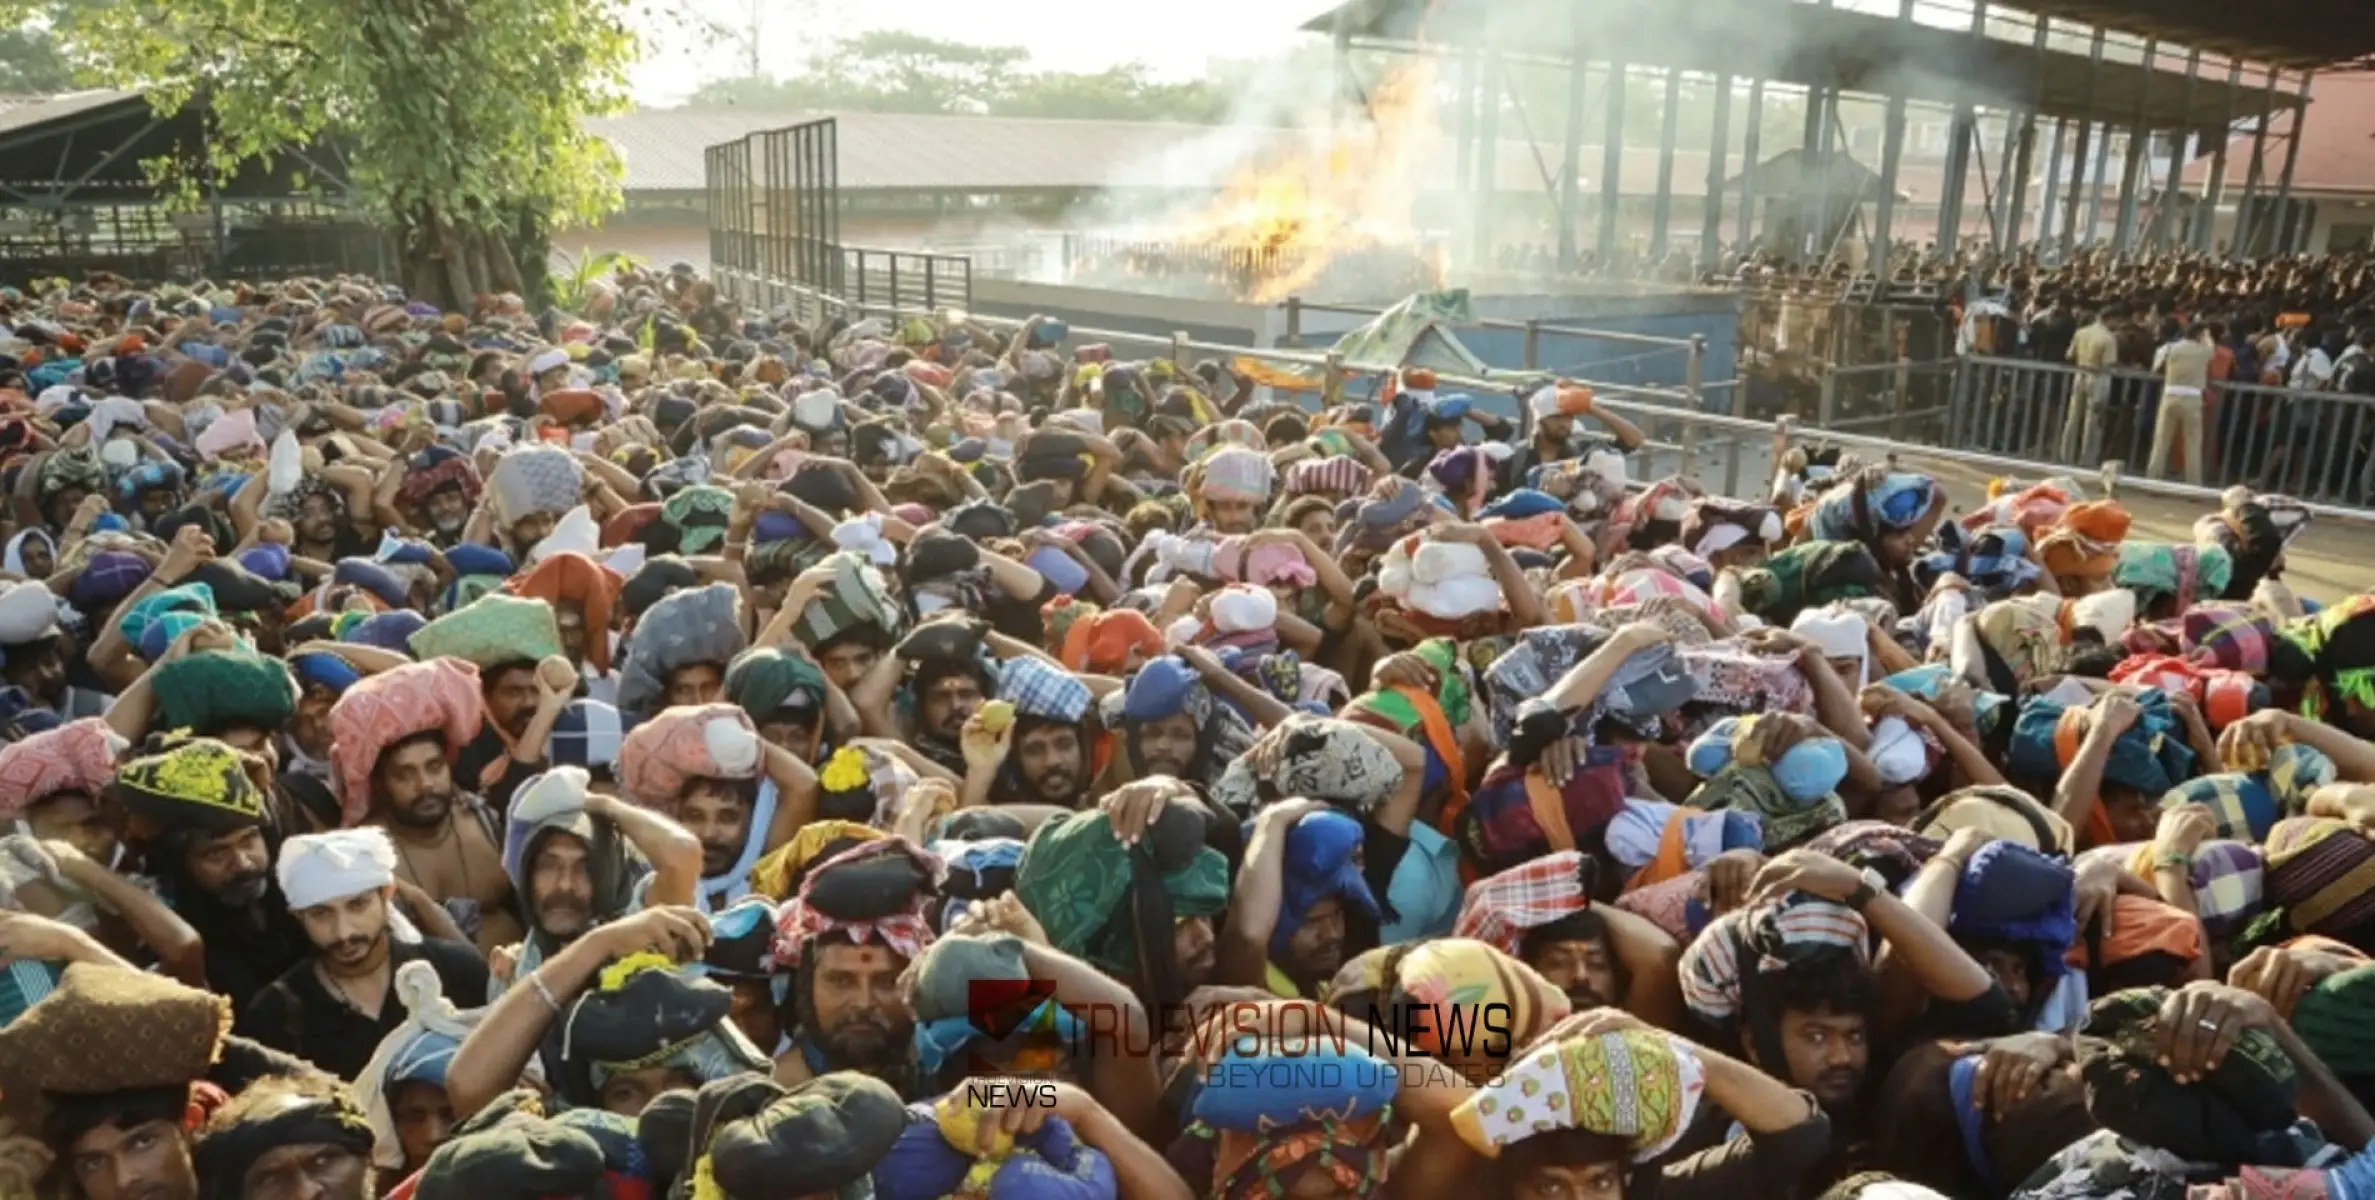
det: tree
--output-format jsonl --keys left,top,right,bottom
{"left": 20, "top": 0, "right": 638, "bottom": 308}
{"left": 0, "top": 26, "right": 73, "bottom": 92}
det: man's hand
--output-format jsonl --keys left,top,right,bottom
{"left": 2228, "top": 944, "right": 2349, "bottom": 1020}
{"left": 960, "top": 706, "right": 1015, "bottom": 774}
{"left": 1429, "top": 522, "right": 1491, "bottom": 546}
{"left": 2092, "top": 691, "right": 2143, "bottom": 738}
{"left": 595, "top": 905, "right": 712, "bottom": 964}
{"left": 1961, "top": 1032, "right": 2067, "bottom": 1114}
{"left": 1369, "top": 651, "right": 1440, "bottom": 693}
{"left": 2153, "top": 803, "right": 2218, "bottom": 860}
{"left": 1936, "top": 826, "right": 1993, "bottom": 871}
{"left": 1740, "top": 626, "right": 1811, "bottom": 657}
{"left": 2073, "top": 853, "right": 2121, "bottom": 935}
{"left": 1705, "top": 848, "right": 1766, "bottom": 914}
{"left": 1099, "top": 777, "right": 1190, "bottom": 848}
{"left": 66, "top": 494, "right": 108, "bottom": 536}
{"left": 1538, "top": 733, "right": 1590, "bottom": 789}
{"left": 2218, "top": 710, "right": 2295, "bottom": 773}
{"left": 157, "top": 523, "right": 215, "bottom": 585}
{"left": 947, "top": 893, "right": 1049, "bottom": 947}
{"left": 953, "top": 1079, "right": 1101, "bottom": 1149}
{"left": 2153, "top": 982, "right": 2279, "bottom": 1085}
{"left": 1747, "top": 849, "right": 1868, "bottom": 905}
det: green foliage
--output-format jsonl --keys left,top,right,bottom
{"left": 550, "top": 247, "right": 643, "bottom": 310}
{"left": 685, "top": 33, "right": 1228, "bottom": 124}
{"left": 0, "top": 25, "right": 75, "bottom": 93}
{"left": 11, "top": 0, "right": 636, "bottom": 297}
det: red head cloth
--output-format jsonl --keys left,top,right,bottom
{"left": 506, "top": 552, "right": 622, "bottom": 675}
{"left": 1060, "top": 608, "right": 1164, "bottom": 674}
{"left": 329, "top": 658, "right": 485, "bottom": 826}
{"left": 0, "top": 718, "right": 125, "bottom": 819}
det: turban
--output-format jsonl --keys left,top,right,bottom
{"left": 486, "top": 444, "right": 583, "bottom": 523}
{"left": 502, "top": 553, "right": 618, "bottom": 672}
{"left": 1454, "top": 851, "right": 1594, "bottom": 957}
{"left": 723, "top": 647, "right": 825, "bottom": 728}
{"left": 0, "top": 963, "right": 230, "bottom": 1134}
{"left": 1059, "top": 608, "right": 1162, "bottom": 675}
{"left": 397, "top": 446, "right": 482, "bottom": 510}
{"left": 1808, "top": 469, "right": 1941, "bottom": 544}
{"left": 618, "top": 582, "right": 747, "bottom": 717}
{"left": 1681, "top": 498, "right": 1782, "bottom": 560}
{"left": 192, "top": 1091, "right": 376, "bottom": 1200}
{"left": 697, "top": 1072, "right": 906, "bottom": 1200}
{"left": 1273, "top": 810, "right": 1380, "bottom": 956}
{"left": 407, "top": 593, "right": 563, "bottom": 672}
{"left": 1198, "top": 447, "right": 1273, "bottom": 504}
{"left": 0, "top": 718, "right": 125, "bottom": 818}
{"left": 618, "top": 704, "right": 761, "bottom": 810}
{"left": 276, "top": 827, "right": 398, "bottom": 911}
{"left": 1015, "top": 809, "right": 1226, "bottom": 983}
{"left": 1679, "top": 893, "right": 1869, "bottom": 1031}
{"left": 328, "top": 658, "right": 484, "bottom": 827}
{"left": 1451, "top": 1028, "right": 1706, "bottom": 1162}
{"left": 354, "top": 960, "right": 487, "bottom": 1170}
{"left": 1284, "top": 455, "right": 1370, "bottom": 497}
{"left": 997, "top": 656, "right": 1093, "bottom": 725}
{"left": 772, "top": 838, "right": 942, "bottom": 966}
{"left": 107, "top": 737, "right": 265, "bottom": 836}
{"left": 2074, "top": 986, "right": 2299, "bottom": 1166}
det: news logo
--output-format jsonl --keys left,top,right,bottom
{"left": 964, "top": 976, "right": 1065, "bottom": 1073}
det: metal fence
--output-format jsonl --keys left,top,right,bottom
{"left": 1949, "top": 356, "right": 2375, "bottom": 508}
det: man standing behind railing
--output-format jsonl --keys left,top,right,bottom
{"left": 2148, "top": 322, "right": 2215, "bottom": 485}
{"left": 2062, "top": 303, "right": 2118, "bottom": 463}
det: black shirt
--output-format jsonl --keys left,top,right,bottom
{"left": 242, "top": 937, "right": 491, "bottom": 1080}
{"left": 177, "top": 886, "right": 310, "bottom": 1018}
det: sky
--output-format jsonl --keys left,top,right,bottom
{"left": 630, "top": 0, "right": 1342, "bottom": 106}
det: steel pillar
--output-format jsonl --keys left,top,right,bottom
{"left": 2112, "top": 38, "right": 2157, "bottom": 253}
{"left": 2060, "top": 27, "right": 2105, "bottom": 254}
{"left": 1597, "top": 61, "right": 1628, "bottom": 261}
{"left": 1555, "top": 5, "right": 1588, "bottom": 269}
{"left": 2233, "top": 67, "right": 2283, "bottom": 256}
{"left": 1699, "top": 72, "right": 1734, "bottom": 269}
{"left": 2270, "top": 71, "right": 2315, "bottom": 254}
{"left": 1474, "top": 50, "right": 1502, "bottom": 267}
{"left": 1740, "top": 80, "right": 1766, "bottom": 249}
{"left": 2194, "top": 60, "right": 2244, "bottom": 251}
{"left": 1651, "top": 68, "right": 1683, "bottom": 255}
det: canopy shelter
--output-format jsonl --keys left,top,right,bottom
{"left": 0, "top": 90, "right": 387, "bottom": 286}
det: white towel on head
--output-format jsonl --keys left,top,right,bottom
{"left": 276, "top": 828, "right": 398, "bottom": 911}
{"left": 527, "top": 348, "right": 569, "bottom": 376}
{"left": 2066, "top": 589, "right": 2136, "bottom": 645}
{"left": 530, "top": 505, "right": 598, "bottom": 565}
{"left": 267, "top": 428, "right": 304, "bottom": 497}
{"left": 1791, "top": 606, "right": 1870, "bottom": 687}
{"left": 831, "top": 513, "right": 897, "bottom": 565}
{"left": 1868, "top": 716, "right": 1928, "bottom": 786}
{"left": 1210, "top": 585, "right": 1277, "bottom": 634}
{"left": 0, "top": 582, "right": 60, "bottom": 645}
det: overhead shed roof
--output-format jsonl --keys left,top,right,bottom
{"left": 1303, "top": 0, "right": 2307, "bottom": 137}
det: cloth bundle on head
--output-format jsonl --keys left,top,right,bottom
{"left": 276, "top": 827, "right": 397, "bottom": 911}
{"left": 0, "top": 962, "right": 230, "bottom": 1133}
{"left": 107, "top": 736, "right": 265, "bottom": 836}
{"left": 748, "top": 820, "right": 884, "bottom": 902}
{"left": 396, "top": 446, "right": 482, "bottom": 512}
{"left": 1679, "top": 892, "right": 1871, "bottom": 1034}
{"left": 722, "top": 647, "right": 824, "bottom": 731}
{"left": 0, "top": 718, "right": 123, "bottom": 821}
{"left": 1808, "top": 469, "right": 1942, "bottom": 545}
{"left": 1682, "top": 498, "right": 1782, "bottom": 561}
{"left": 796, "top": 552, "right": 903, "bottom": 651}
{"left": 874, "top": 1090, "right": 1115, "bottom": 1200}
{"left": 1388, "top": 938, "right": 1571, "bottom": 1062}
{"left": 2007, "top": 690, "right": 2196, "bottom": 808}
{"left": 2115, "top": 542, "right": 2234, "bottom": 612}
{"left": 352, "top": 960, "right": 488, "bottom": 1171}
{"left": 505, "top": 551, "right": 621, "bottom": 675}
{"left": 1684, "top": 717, "right": 1851, "bottom": 849}
{"left": 2037, "top": 501, "right": 2133, "bottom": 580}
{"left": 1914, "top": 785, "right": 2073, "bottom": 854}
{"left": 407, "top": 1099, "right": 606, "bottom": 1199}
{"left": 1284, "top": 455, "right": 1370, "bottom": 498}
{"left": 1270, "top": 810, "right": 1380, "bottom": 957}
{"left": 328, "top": 658, "right": 484, "bottom": 827}
{"left": 1198, "top": 447, "right": 1273, "bottom": 504}
{"left": 407, "top": 593, "right": 563, "bottom": 672}
{"left": 1060, "top": 609, "right": 1163, "bottom": 675}
{"left": 1737, "top": 541, "right": 1883, "bottom": 626}
{"left": 2261, "top": 817, "right": 2375, "bottom": 942}
{"left": 996, "top": 656, "right": 1094, "bottom": 725}
{"left": 617, "top": 704, "right": 761, "bottom": 810}
{"left": 1014, "top": 808, "right": 1226, "bottom": 991}
{"left": 1453, "top": 851, "right": 1594, "bottom": 957}
{"left": 1791, "top": 604, "right": 1873, "bottom": 686}
{"left": 1375, "top": 536, "right": 1502, "bottom": 622}
{"left": 486, "top": 444, "right": 583, "bottom": 523}
{"left": 1211, "top": 717, "right": 1407, "bottom": 819}
{"left": 2074, "top": 986, "right": 2301, "bottom": 1166}
{"left": 554, "top": 954, "right": 769, "bottom": 1109}
{"left": 905, "top": 932, "right": 1085, "bottom": 1078}
{"left": 2268, "top": 593, "right": 2375, "bottom": 725}
{"left": 1449, "top": 1027, "right": 1707, "bottom": 1162}
{"left": 771, "top": 837, "right": 943, "bottom": 968}
{"left": 618, "top": 582, "right": 746, "bottom": 716}
{"left": 1947, "top": 840, "right": 2076, "bottom": 982}
{"left": 692, "top": 1071, "right": 907, "bottom": 1200}
{"left": 2161, "top": 744, "right": 2334, "bottom": 843}
{"left": 2289, "top": 962, "right": 2375, "bottom": 1080}
{"left": 1953, "top": 596, "right": 2064, "bottom": 695}
{"left": 1104, "top": 656, "right": 1255, "bottom": 783}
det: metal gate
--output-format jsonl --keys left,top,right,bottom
{"left": 754, "top": 117, "right": 842, "bottom": 296}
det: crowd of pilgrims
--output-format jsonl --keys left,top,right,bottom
{"left": 0, "top": 263, "right": 2374, "bottom": 1199}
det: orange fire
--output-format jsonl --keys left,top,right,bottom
{"left": 1168, "top": 56, "right": 1449, "bottom": 303}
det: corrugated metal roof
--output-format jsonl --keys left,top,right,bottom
{"left": 0, "top": 89, "right": 143, "bottom": 139}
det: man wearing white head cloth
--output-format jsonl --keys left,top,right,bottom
{"left": 1195, "top": 446, "right": 1273, "bottom": 534}
{"left": 244, "top": 828, "right": 491, "bottom": 1079}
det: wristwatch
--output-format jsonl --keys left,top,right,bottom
{"left": 1845, "top": 880, "right": 1878, "bottom": 911}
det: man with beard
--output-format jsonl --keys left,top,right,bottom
{"left": 242, "top": 829, "right": 489, "bottom": 1079}
{"left": 855, "top": 624, "right": 997, "bottom": 776}
{"left": 248, "top": 471, "right": 376, "bottom": 564}
{"left": 334, "top": 658, "right": 521, "bottom": 954}
{"left": 505, "top": 551, "right": 622, "bottom": 706}
{"left": 480, "top": 444, "right": 583, "bottom": 558}
{"left": 615, "top": 702, "right": 814, "bottom": 912}
{"left": 391, "top": 445, "right": 483, "bottom": 548}
{"left": 973, "top": 656, "right": 1097, "bottom": 808}
{"left": 771, "top": 838, "right": 941, "bottom": 1094}
{"left": 488, "top": 766, "right": 700, "bottom": 999}
{"left": 1190, "top": 446, "right": 1271, "bottom": 535}
{"left": 1454, "top": 850, "right": 1688, "bottom": 1019}
{"left": 111, "top": 736, "right": 309, "bottom": 1015}
{"left": 1095, "top": 652, "right": 1271, "bottom": 791}
{"left": 1218, "top": 801, "right": 1379, "bottom": 999}
{"left": 1496, "top": 378, "right": 1648, "bottom": 492}
{"left": 1016, "top": 790, "right": 1231, "bottom": 1008}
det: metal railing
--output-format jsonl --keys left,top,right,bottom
{"left": 1950, "top": 356, "right": 2375, "bottom": 508}
{"left": 841, "top": 247, "right": 971, "bottom": 313}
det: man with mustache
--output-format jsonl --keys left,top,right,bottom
{"left": 773, "top": 838, "right": 940, "bottom": 1096}
{"left": 241, "top": 828, "right": 489, "bottom": 1080}
{"left": 391, "top": 445, "right": 483, "bottom": 548}
{"left": 1454, "top": 850, "right": 1691, "bottom": 1018}
{"left": 337, "top": 658, "right": 523, "bottom": 955}
{"left": 974, "top": 657, "right": 1102, "bottom": 809}
{"left": 487, "top": 765, "right": 701, "bottom": 1000}
{"left": 112, "top": 736, "right": 310, "bottom": 1016}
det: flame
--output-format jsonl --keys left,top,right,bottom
{"left": 1162, "top": 56, "right": 1448, "bottom": 303}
